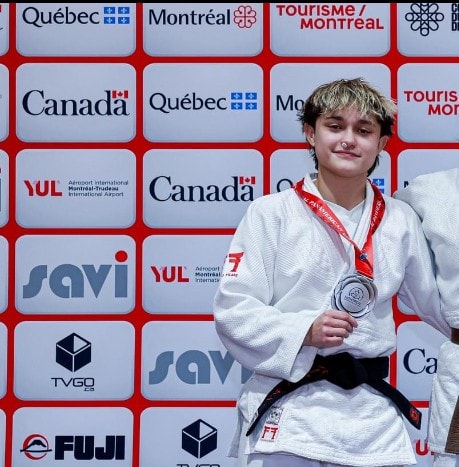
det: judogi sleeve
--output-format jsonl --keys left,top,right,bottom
{"left": 395, "top": 170, "right": 458, "bottom": 333}
{"left": 213, "top": 195, "right": 318, "bottom": 382}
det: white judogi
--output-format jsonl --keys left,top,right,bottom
{"left": 214, "top": 173, "right": 450, "bottom": 466}
{"left": 395, "top": 168, "right": 459, "bottom": 463}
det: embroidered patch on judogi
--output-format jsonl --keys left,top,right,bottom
{"left": 259, "top": 406, "right": 283, "bottom": 442}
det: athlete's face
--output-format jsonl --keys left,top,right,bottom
{"left": 305, "top": 107, "right": 388, "bottom": 179}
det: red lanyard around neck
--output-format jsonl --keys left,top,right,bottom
{"left": 293, "top": 179, "right": 385, "bottom": 279}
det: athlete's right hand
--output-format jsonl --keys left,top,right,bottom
{"left": 303, "top": 310, "right": 358, "bottom": 348}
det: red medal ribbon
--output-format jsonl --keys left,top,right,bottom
{"left": 293, "top": 179, "right": 385, "bottom": 279}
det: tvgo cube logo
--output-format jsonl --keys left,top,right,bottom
{"left": 52, "top": 332, "right": 94, "bottom": 393}
{"left": 56, "top": 333, "right": 91, "bottom": 372}
{"left": 182, "top": 419, "right": 217, "bottom": 458}
{"left": 140, "top": 407, "right": 238, "bottom": 466}
{"left": 15, "top": 235, "right": 135, "bottom": 314}
{"left": 14, "top": 321, "right": 135, "bottom": 401}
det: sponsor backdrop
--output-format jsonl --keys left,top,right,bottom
{"left": 0, "top": 2, "right": 454, "bottom": 465}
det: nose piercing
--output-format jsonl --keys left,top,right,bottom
{"left": 341, "top": 142, "right": 348, "bottom": 149}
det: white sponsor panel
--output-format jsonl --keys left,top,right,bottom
{"left": 270, "top": 3, "right": 389, "bottom": 56}
{"left": 396, "top": 321, "right": 447, "bottom": 401}
{"left": 398, "top": 63, "right": 459, "bottom": 142}
{"left": 0, "top": 65, "right": 8, "bottom": 142}
{"left": 0, "top": 237, "right": 8, "bottom": 313}
{"left": 143, "top": 3, "right": 262, "bottom": 56}
{"left": 0, "top": 324, "right": 6, "bottom": 398}
{"left": 404, "top": 407, "right": 434, "bottom": 466}
{"left": 0, "top": 150, "right": 9, "bottom": 227}
{"left": 270, "top": 149, "right": 392, "bottom": 194}
{"left": 397, "top": 149, "right": 459, "bottom": 190}
{"left": 143, "top": 149, "right": 262, "bottom": 228}
{"left": 0, "top": 410, "right": 4, "bottom": 467}
{"left": 16, "top": 3, "right": 136, "bottom": 56}
{"left": 15, "top": 235, "right": 135, "bottom": 314}
{"left": 398, "top": 3, "right": 459, "bottom": 57}
{"left": 0, "top": 4, "right": 8, "bottom": 55}
{"left": 0, "top": 411, "right": 4, "bottom": 467}
{"left": 142, "top": 234, "right": 231, "bottom": 314}
{"left": 271, "top": 63, "right": 391, "bottom": 142}
{"left": 270, "top": 149, "right": 316, "bottom": 193}
{"left": 16, "top": 149, "right": 136, "bottom": 228}
{"left": 141, "top": 321, "right": 251, "bottom": 400}
{"left": 16, "top": 63, "right": 135, "bottom": 142}
{"left": 143, "top": 63, "right": 263, "bottom": 142}
{"left": 12, "top": 407, "right": 133, "bottom": 466}
{"left": 140, "top": 407, "right": 238, "bottom": 466}
{"left": 14, "top": 321, "right": 135, "bottom": 400}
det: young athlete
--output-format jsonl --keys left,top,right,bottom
{"left": 213, "top": 78, "right": 450, "bottom": 466}
{"left": 396, "top": 169, "right": 459, "bottom": 467}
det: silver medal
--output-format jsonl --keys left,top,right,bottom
{"left": 332, "top": 273, "right": 377, "bottom": 318}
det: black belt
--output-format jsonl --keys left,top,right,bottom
{"left": 451, "top": 327, "right": 459, "bottom": 344}
{"left": 246, "top": 352, "right": 421, "bottom": 436}
{"left": 445, "top": 328, "right": 459, "bottom": 453}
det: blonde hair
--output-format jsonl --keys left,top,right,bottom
{"left": 298, "top": 78, "right": 397, "bottom": 175}
{"left": 298, "top": 77, "right": 397, "bottom": 137}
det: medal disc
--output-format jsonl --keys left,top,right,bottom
{"left": 332, "top": 274, "right": 377, "bottom": 318}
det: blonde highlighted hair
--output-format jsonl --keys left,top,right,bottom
{"left": 298, "top": 77, "right": 397, "bottom": 137}
{"left": 297, "top": 78, "right": 397, "bottom": 175}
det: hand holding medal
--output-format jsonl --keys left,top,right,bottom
{"left": 332, "top": 273, "right": 377, "bottom": 318}
{"left": 294, "top": 179, "right": 385, "bottom": 319}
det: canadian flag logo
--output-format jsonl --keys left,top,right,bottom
{"left": 239, "top": 176, "right": 256, "bottom": 185}
{"left": 111, "top": 90, "right": 129, "bottom": 99}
